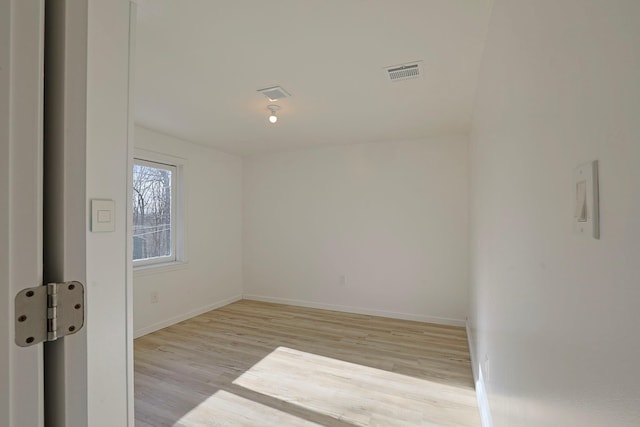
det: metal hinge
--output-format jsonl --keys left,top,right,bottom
{"left": 14, "top": 281, "right": 85, "bottom": 347}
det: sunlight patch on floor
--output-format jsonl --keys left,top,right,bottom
{"left": 176, "top": 389, "right": 322, "bottom": 427}
{"left": 232, "top": 346, "right": 480, "bottom": 427}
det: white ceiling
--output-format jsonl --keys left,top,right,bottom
{"left": 135, "top": 1, "right": 493, "bottom": 156}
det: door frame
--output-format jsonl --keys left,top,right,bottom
{"left": 126, "top": 3, "right": 138, "bottom": 425}
{"left": 1, "top": 0, "right": 135, "bottom": 425}
{"left": 48, "top": 0, "right": 136, "bottom": 424}
{"left": 74, "top": 0, "right": 135, "bottom": 424}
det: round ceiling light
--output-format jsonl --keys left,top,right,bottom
{"left": 267, "top": 104, "right": 281, "bottom": 124}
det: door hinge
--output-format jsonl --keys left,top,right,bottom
{"left": 15, "top": 281, "right": 85, "bottom": 347}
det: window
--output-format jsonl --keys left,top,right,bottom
{"left": 133, "top": 158, "right": 177, "bottom": 266}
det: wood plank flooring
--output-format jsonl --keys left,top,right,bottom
{"left": 134, "top": 300, "right": 480, "bottom": 427}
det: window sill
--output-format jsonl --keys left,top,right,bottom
{"left": 133, "top": 260, "right": 189, "bottom": 277}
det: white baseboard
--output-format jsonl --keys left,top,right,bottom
{"left": 242, "top": 294, "right": 466, "bottom": 327}
{"left": 466, "top": 319, "right": 479, "bottom": 389}
{"left": 466, "top": 319, "right": 493, "bottom": 427}
{"left": 134, "top": 294, "right": 242, "bottom": 338}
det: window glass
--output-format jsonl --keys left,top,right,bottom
{"left": 133, "top": 159, "right": 176, "bottom": 264}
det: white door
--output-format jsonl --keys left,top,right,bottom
{"left": 1, "top": 1, "right": 133, "bottom": 426}
{"left": 1, "top": 1, "right": 46, "bottom": 426}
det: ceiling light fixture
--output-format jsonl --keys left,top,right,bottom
{"left": 267, "top": 104, "right": 280, "bottom": 124}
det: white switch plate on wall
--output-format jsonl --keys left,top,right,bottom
{"left": 91, "top": 199, "right": 115, "bottom": 232}
{"left": 573, "top": 161, "right": 599, "bottom": 239}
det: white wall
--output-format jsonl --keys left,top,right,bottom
{"left": 85, "top": 0, "right": 131, "bottom": 425}
{"left": 469, "top": 1, "right": 640, "bottom": 426}
{"left": 133, "top": 126, "right": 243, "bottom": 337}
{"left": 84, "top": 0, "right": 130, "bottom": 427}
{"left": 244, "top": 136, "right": 469, "bottom": 325}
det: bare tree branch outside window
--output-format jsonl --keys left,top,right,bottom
{"left": 133, "top": 161, "right": 174, "bottom": 261}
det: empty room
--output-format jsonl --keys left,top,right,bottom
{"left": 129, "top": 1, "right": 639, "bottom": 426}
{"left": 131, "top": 1, "right": 482, "bottom": 425}
{"left": 2, "top": 1, "right": 638, "bottom": 427}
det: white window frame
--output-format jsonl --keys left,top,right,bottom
{"left": 132, "top": 156, "right": 179, "bottom": 267}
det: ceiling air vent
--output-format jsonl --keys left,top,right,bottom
{"left": 384, "top": 61, "right": 423, "bottom": 82}
{"left": 257, "top": 86, "right": 291, "bottom": 101}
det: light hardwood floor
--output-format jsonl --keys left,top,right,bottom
{"left": 135, "top": 300, "right": 481, "bottom": 427}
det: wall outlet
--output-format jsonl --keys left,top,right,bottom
{"left": 150, "top": 291, "right": 159, "bottom": 304}
{"left": 339, "top": 275, "right": 346, "bottom": 286}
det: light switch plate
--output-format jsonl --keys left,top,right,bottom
{"left": 91, "top": 199, "right": 115, "bottom": 232}
{"left": 573, "top": 161, "right": 599, "bottom": 239}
